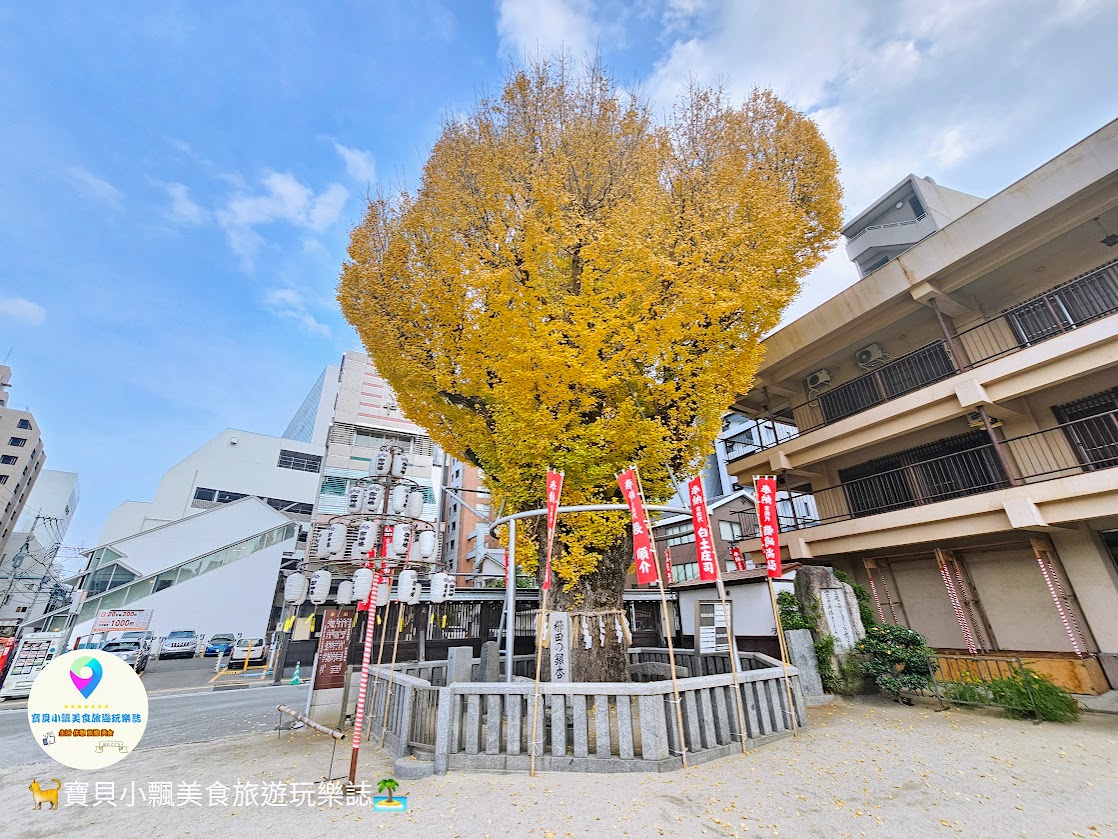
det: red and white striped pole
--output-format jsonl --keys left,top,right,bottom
{"left": 939, "top": 561, "right": 977, "bottom": 655}
{"left": 347, "top": 560, "right": 381, "bottom": 785}
{"left": 1035, "top": 553, "right": 1085, "bottom": 657}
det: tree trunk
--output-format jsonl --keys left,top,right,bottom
{"left": 549, "top": 535, "right": 632, "bottom": 683}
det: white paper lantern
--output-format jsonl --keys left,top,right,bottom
{"left": 347, "top": 486, "right": 362, "bottom": 514}
{"left": 314, "top": 529, "right": 331, "bottom": 559}
{"left": 397, "top": 569, "right": 420, "bottom": 605}
{"left": 390, "top": 524, "right": 411, "bottom": 557}
{"left": 374, "top": 574, "right": 391, "bottom": 607}
{"left": 308, "top": 569, "right": 332, "bottom": 605}
{"left": 390, "top": 453, "right": 409, "bottom": 477}
{"left": 352, "top": 567, "right": 374, "bottom": 601}
{"left": 327, "top": 522, "right": 347, "bottom": 556}
{"left": 362, "top": 484, "right": 384, "bottom": 514}
{"left": 335, "top": 580, "right": 354, "bottom": 605}
{"left": 350, "top": 520, "right": 379, "bottom": 559}
{"left": 406, "top": 488, "right": 425, "bottom": 519}
{"left": 429, "top": 572, "right": 455, "bottom": 604}
{"left": 389, "top": 484, "right": 408, "bottom": 514}
{"left": 417, "top": 529, "right": 437, "bottom": 559}
{"left": 372, "top": 449, "right": 391, "bottom": 476}
{"left": 284, "top": 572, "right": 309, "bottom": 604}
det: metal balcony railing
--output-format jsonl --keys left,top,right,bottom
{"left": 729, "top": 257, "right": 1118, "bottom": 459}
{"left": 844, "top": 212, "right": 928, "bottom": 244}
{"left": 737, "top": 411, "right": 1118, "bottom": 535}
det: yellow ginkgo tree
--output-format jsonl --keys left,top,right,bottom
{"left": 339, "top": 59, "right": 842, "bottom": 681}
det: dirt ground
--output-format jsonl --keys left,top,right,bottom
{"left": 7, "top": 698, "right": 1117, "bottom": 839}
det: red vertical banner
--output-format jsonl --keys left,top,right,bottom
{"left": 665, "top": 547, "right": 674, "bottom": 585}
{"left": 617, "top": 468, "right": 659, "bottom": 585}
{"left": 730, "top": 545, "right": 746, "bottom": 572}
{"left": 542, "top": 470, "right": 564, "bottom": 590}
{"left": 754, "top": 476, "right": 782, "bottom": 577}
{"left": 686, "top": 476, "right": 719, "bottom": 582}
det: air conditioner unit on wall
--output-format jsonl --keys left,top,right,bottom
{"left": 856, "top": 343, "right": 886, "bottom": 369}
{"left": 805, "top": 369, "right": 831, "bottom": 391}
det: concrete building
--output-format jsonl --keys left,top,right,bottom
{"left": 30, "top": 497, "right": 299, "bottom": 645}
{"left": 0, "top": 365, "right": 45, "bottom": 561}
{"left": 99, "top": 429, "right": 323, "bottom": 544}
{"left": 441, "top": 455, "right": 504, "bottom": 587}
{"left": 302, "top": 351, "right": 441, "bottom": 555}
{"left": 726, "top": 119, "right": 1118, "bottom": 695}
{"left": 16, "top": 469, "right": 79, "bottom": 545}
{"left": 283, "top": 363, "right": 341, "bottom": 446}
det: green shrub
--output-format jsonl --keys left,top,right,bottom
{"left": 777, "top": 591, "right": 814, "bottom": 631}
{"left": 854, "top": 624, "right": 936, "bottom": 697}
{"left": 988, "top": 669, "right": 1080, "bottom": 723}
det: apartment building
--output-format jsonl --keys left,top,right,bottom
{"left": 303, "top": 351, "right": 441, "bottom": 557}
{"left": 726, "top": 119, "right": 1118, "bottom": 695}
{"left": 0, "top": 365, "right": 45, "bottom": 561}
{"left": 441, "top": 455, "right": 505, "bottom": 586}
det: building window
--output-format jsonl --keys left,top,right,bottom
{"left": 266, "top": 498, "right": 313, "bottom": 516}
{"left": 662, "top": 522, "right": 695, "bottom": 547}
{"left": 718, "top": 520, "right": 745, "bottom": 542}
{"left": 17, "top": 419, "right": 30, "bottom": 429}
{"left": 0, "top": 475, "right": 6, "bottom": 484}
{"left": 194, "top": 487, "right": 217, "bottom": 502}
{"left": 8, "top": 437, "right": 26, "bottom": 447}
{"left": 321, "top": 476, "right": 347, "bottom": 495}
{"left": 0, "top": 455, "right": 16, "bottom": 465}
{"left": 277, "top": 449, "right": 323, "bottom": 473}
{"left": 215, "top": 490, "right": 247, "bottom": 504}
{"left": 15, "top": 606, "right": 27, "bottom": 613}
{"left": 1053, "top": 389, "right": 1118, "bottom": 470}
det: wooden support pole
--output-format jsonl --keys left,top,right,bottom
{"left": 767, "top": 576, "right": 799, "bottom": 737}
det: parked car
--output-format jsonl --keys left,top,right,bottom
{"left": 204, "top": 634, "right": 236, "bottom": 657}
{"left": 227, "top": 637, "right": 269, "bottom": 666}
{"left": 158, "top": 630, "right": 199, "bottom": 660}
{"left": 117, "top": 631, "right": 153, "bottom": 651}
{"left": 101, "top": 640, "right": 149, "bottom": 674}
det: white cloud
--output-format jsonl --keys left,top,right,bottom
{"left": 165, "top": 182, "right": 207, "bottom": 225}
{"left": 216, "top": 172, "right": 349, "bottom": 268}
{"left": 0, "top": 297, "right": 46, "bottom": 326}
{"left": 333, "top": 142, "right": 377, "bottom": 184}
{"left": 68, "top": 166, "right": 123, "bottom": 209}
{"left": 263, "top": 287, "right": 331, "bottom": 337}
{"left": 496, "top": 0, "right": 598, "bottom": 60}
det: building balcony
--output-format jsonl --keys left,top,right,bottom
{"left": 727, "top": 257, "right": 1118, "bottom": 475}
{"left": 844, "top": 212, "right": 937, "bottom": 264}
{"left": 735, "top": 410, "right": 1118, "bottom": 559}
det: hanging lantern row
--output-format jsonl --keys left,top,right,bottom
{"left": 312, "top": 519, "right": 437, "bottom": 561}
{"left": 282, "top": 568, "right": 456, "bottom": 607}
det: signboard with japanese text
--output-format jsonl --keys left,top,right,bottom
{"left": 542, "top": 470, "right": 564, "bottom": 590}
{"left": 665, "top": 547, "right": 674, "bottom": 585}
{"left": 820, "top": 589, "right": 858, "bottom": 651}
{"left": 696, "top": 601, "right": 730, "bottom": 653}
{"left": 729, "top": 545, "right": 747, "bottom": 572}
{"left": 91, "top": 609, "right": 154, "bottom": 633}
{"left": 313, "top": 609, "right": 355, "bottom": 689}
{"left": 549, "top": 612, "right": 571, "bottom": 682}
{"left": 617, "top": 468, "right": 658, "bottom": 585}
{"left": 686, "top": 476, "right": 719, "bottom": 582}
{"left": 753, "top": 476, "right": 782, "bottom": 578}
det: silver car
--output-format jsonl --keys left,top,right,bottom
{"left": 158, "top": 629, "right": 198, "bottom": 660}
{"left": 100, "top": 640, "right": 149, "bottom": 674}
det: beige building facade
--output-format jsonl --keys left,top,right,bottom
{"left": 0, "top": 365, "right": 45, "bottom": 559}
{"left": 727, "top": 119, "right": 1118, "bottom": 695}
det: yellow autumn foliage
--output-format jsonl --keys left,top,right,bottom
{"left": 339, "top": 60, "right": 842, "bottom": 590}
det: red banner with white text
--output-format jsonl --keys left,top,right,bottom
{"left": 618, "top": 468, "right": 659, "bottom": 585}
{"left": 686, "top": 476, "right": 719, "bottom": 582}
{"left": 542, "top": 470, "right": 564, "bottom": 590}
{"left": 730, "top": 545, "right": 746, "bottom": 572}
{"left": 754, "top": 476, "right": 782, "bottom": 577}
{"left": 665, "top": 547, "right": 674, "bottom": 585}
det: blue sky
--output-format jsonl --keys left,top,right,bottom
{"left": 1, "top": 1, "right": 1116, "bottom": 558}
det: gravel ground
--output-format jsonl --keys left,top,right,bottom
{"left": 7, "top": 698, "right": 1116, "bottom": 839}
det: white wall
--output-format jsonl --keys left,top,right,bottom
{"left": 17, "top": 469, "right": 79, "bottom": 542}
{"left": 69, "top": 537, "right": 289, "bottom": 644}
{"left": 93, "top": 497, "right": 289, "bottom": 578}
{"left": 99, "top": 429, "right": 322, "bottom": 544}
{"left": 677, "top": 573, "right": 795, "bottom": 637}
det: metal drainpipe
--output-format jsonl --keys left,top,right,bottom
{"left": 929, "top": 298, "right": 968, "bottom": 372}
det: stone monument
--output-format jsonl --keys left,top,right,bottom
{"left": 793, "top": 566, "right": 866, "bottom": 688}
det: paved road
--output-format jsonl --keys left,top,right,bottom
{"left": 0, "top": 682, "right": 309, "bottom": 769}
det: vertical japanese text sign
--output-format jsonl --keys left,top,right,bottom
{"left": 754, "top": 476, "right": 782, "bottom": 577}
{"left": 542, "top": 471, "right": 563, "bottom": 590}
{"left": 686, "top": 476, "right": 719, "bottom": 582}
{"left": 617, "top": 469, "right": 658, "bottom": 585}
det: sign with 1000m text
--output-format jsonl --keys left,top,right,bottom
{"left": 91, "top": 610, "right": 154, "bottom": 633}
